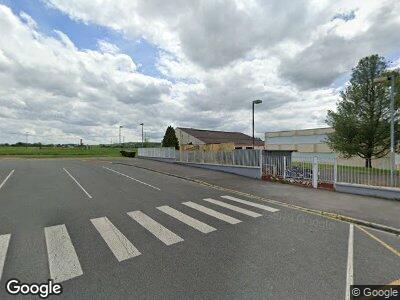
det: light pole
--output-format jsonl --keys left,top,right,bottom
{"left": 140, "top": 123, "right": 144, "bottom": 148}
{"left": 252, "top": 100, "right": 263, "bottom": 149}
{"left": 374, "top": 74, "right": 397, "bottom": 184}
{"left": 119, "top": 125, "right": 123, "bottom": 147}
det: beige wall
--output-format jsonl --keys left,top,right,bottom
{"left": 266, "top": 143, "right": 332, "bottom": 152}
{"left": 265, "top": 127, "right": 334, "bottom": 153}
{"left": 175, "top": 128, "right": 204, "bottom": 146}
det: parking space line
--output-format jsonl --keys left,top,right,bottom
{"left": 345, "top": 224, "right": 354, "bottom": 300}
{"left": 204, "top": 198, "right": 262, "bottom": 218}
{"left": 63, "top": 168, "right": 93, "bottom": 199}
{"left": 183, "top": 202, "right": 241, "bottom": 224}
{"left": 45, "top": 224, "right": 83, "bottom": 283}
{"left": 356, "top": 225, "right": 400, "bottom": 257}
{"left": 127, "top": 211, "right": 183, "bottom": 245}
{"left": 221, "top": 195, "right": 279, "bottom": 212}
{"left": 157, "top": 206, "right": 216, "bottom": 234}
{"left": 0, "top": 169, "right": 14, "bottom": 191}
{"left": 0, "top": 234, "right": 11, "bottom": 282}
{"left": 91, "top": 217, "right": 141, "bottom": 262}
{"left": 102, "top": 167, "right": 161, "bottom": 191}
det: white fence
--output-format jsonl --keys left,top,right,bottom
{"left": 262, "top": 154, "right": 400, "bottom": 189}
{"left": 138, "top": 147, "right": 177, "bottom": 159}
{"left": 138, "top": 148, "right": 260, "bottom": 167}
{"left": 178, "top": 149, "right": 260, "bottom": 167}
{"left": 336, "top": 157, "right": 400, "bottom": 188}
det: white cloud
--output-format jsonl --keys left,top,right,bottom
{"left": 97, "top": 40, "right": 120, "bottom": 54}
{"left": 1, "top": 0, "right": 399, "bottom": 143}
{"left": 0, "top": 4, "right": 171, "bottom": 143}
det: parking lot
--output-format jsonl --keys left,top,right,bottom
{"left": 0, "top": 158, "right": 399, "bottom": 299}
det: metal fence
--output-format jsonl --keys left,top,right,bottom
{"left": 336, "top": 157, "right": 400, "bottom": 188}
{"left": 138, "top": 147, "right": 260, "bottom": 167}
{"left": 178, "top": 149, "right": 260, "bottom": 167}
{"left": 138, "top": 147, "right": 177, "bottom": 159}
{"left": 262, "top": 153, "right": 400, "bottom": 189}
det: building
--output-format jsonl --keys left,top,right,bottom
{"left": 176, "top": 127, "right": 264, "bottom": 150}
{"left": 265, "top": 127, "right": 398, "bottom": 166}
{"left": 265, "top": 127, "right": 334, "bottom": 153}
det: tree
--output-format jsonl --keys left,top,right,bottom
{"left": 326, "top": 55, "right": 399, "bottom": 168}
{"left": 162, "top": 126, "right": 179, "bottom": 149}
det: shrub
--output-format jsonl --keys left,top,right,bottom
{"left": 120, "top": 150, "right": 136, "bottom": 157}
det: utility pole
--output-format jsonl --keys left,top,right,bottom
{"left": 140, "top": 123, "right": 144, "bottom": 148}
{"left": 25, "top": 132, "right": 28, "bottom": 149}
{"left": 374, "top": 74, "right": 397, "bottom": 185}
{"left": 390, "top": 75, "right": 396, "bottom": 185}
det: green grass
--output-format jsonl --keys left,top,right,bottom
{"left": 0, "top": 146, "right": 136, "bottom": 157}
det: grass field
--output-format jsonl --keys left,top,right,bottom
{"left": 0, "top": 146, "right": 136, "bottom": 157}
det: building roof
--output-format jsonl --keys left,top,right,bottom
{"left": 177, "top": 127, "right": 264, "bottom": 146}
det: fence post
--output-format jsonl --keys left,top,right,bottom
{"left": 283, "top": 156, "right": 286, "bottom": 180}
{"left": 333, "top": 158, "right": 337, "bottom": 187}
{"left": 259, "top": 149, "right": 263, "bottom": 179}
{"left": 312, "top": 156, "right": 318, "bottom": 189}
{"left": 232, "top": 150, "right": 235, "bottom": 166}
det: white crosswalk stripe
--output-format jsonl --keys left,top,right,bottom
{"left": 203, "top": 198, "right": 262, "bottom": 217}
{"left": 127, "top": 211, "right": 184, "bottom": 245}
{"left": 45, "top": 224, "right": 83, "bottom": 283}
{"left": 182, "top": 202, "right": 241, "bottom": 224}
{"left": 221, "top": 195, "right": 279, "bottom": 212}
{"left": 0, "top": 234, "right": 11, "bottom": 282}
{"left": 91, "top": 217, "right": 141, "bottom": 262}
{"left": 157, "top": 206, "right": 216, "bottom": 234}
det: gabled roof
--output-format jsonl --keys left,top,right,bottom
{"left": 177, "top": 127, "right": 264, "bottom": 146}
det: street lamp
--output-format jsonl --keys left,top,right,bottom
{"left": 252, "top": 99, "right": 263, "bottom": 149}
{"left": 140, "top": 123, "right": 144, "bottom": 148}
{"left": 119, "top": 125, "right": 123, "bottom": 147}
{"left": 374, "top": 74, "right": 397, "bottom": 184}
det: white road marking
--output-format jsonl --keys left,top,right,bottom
{"left": 45, "top": 224, "right": 83, "bottom": 283}
{"left": 345, "top": 224, "right": 354, "bottom": 300}
{"left": 127, "top": 211, "right": 183, "bottom": 245}
{"left": 91, "top": 217, "right": 141, "bottom": 262}
{"left": 221, "top": 195, "right": 279, "bottom": 212}
{"left": 63, "top": 168, "right": 93, "bottom": 199}
{"left": 203, "top": 198, "right": 262, "bottom": 218}
{"left": 157, "top": 206, "right": 216, "bottom": 234}
{"left": 102, "top": 166, "right": 161, "bottom": 191}
{"left": 0, "top": 170, "right": 14, "bottom": 191}
{"left": 0, "top": 234, "right": 11, "bottom": 282}
{"left": 182, "top": 202, "right": 241, "bottom": 224}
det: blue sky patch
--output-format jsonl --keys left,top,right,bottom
{"left": 0, "top": 0, "right": 162, "bottom": 77}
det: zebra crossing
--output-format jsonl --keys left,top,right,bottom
{"left": 0, "top": 195, "right": 279, "bottom": 283}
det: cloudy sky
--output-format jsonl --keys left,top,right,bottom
{"left": 0, "top": 0, "right": 399, "bottom": 144}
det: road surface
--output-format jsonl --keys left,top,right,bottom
{"left": 0, "top": 158, "right": 398, "bottom": 299}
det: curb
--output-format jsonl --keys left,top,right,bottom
{"left": 114, "top": 161, "right": 400, "bottom": 236}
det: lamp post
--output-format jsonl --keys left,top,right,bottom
{"left": 140, "top": 123, "right": 144, "bottom": 148}
{"left": 374, "top": 74, "right": 397, "bottom": 185}
{"left": 119, "top": 125, "right": 123, "bottom": 147}
{"left": 252, "top": 99, "right": 263, "bottom": 149}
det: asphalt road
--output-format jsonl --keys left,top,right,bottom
{"left": 0, "top": 158, "right": 399, "bottom": 299}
